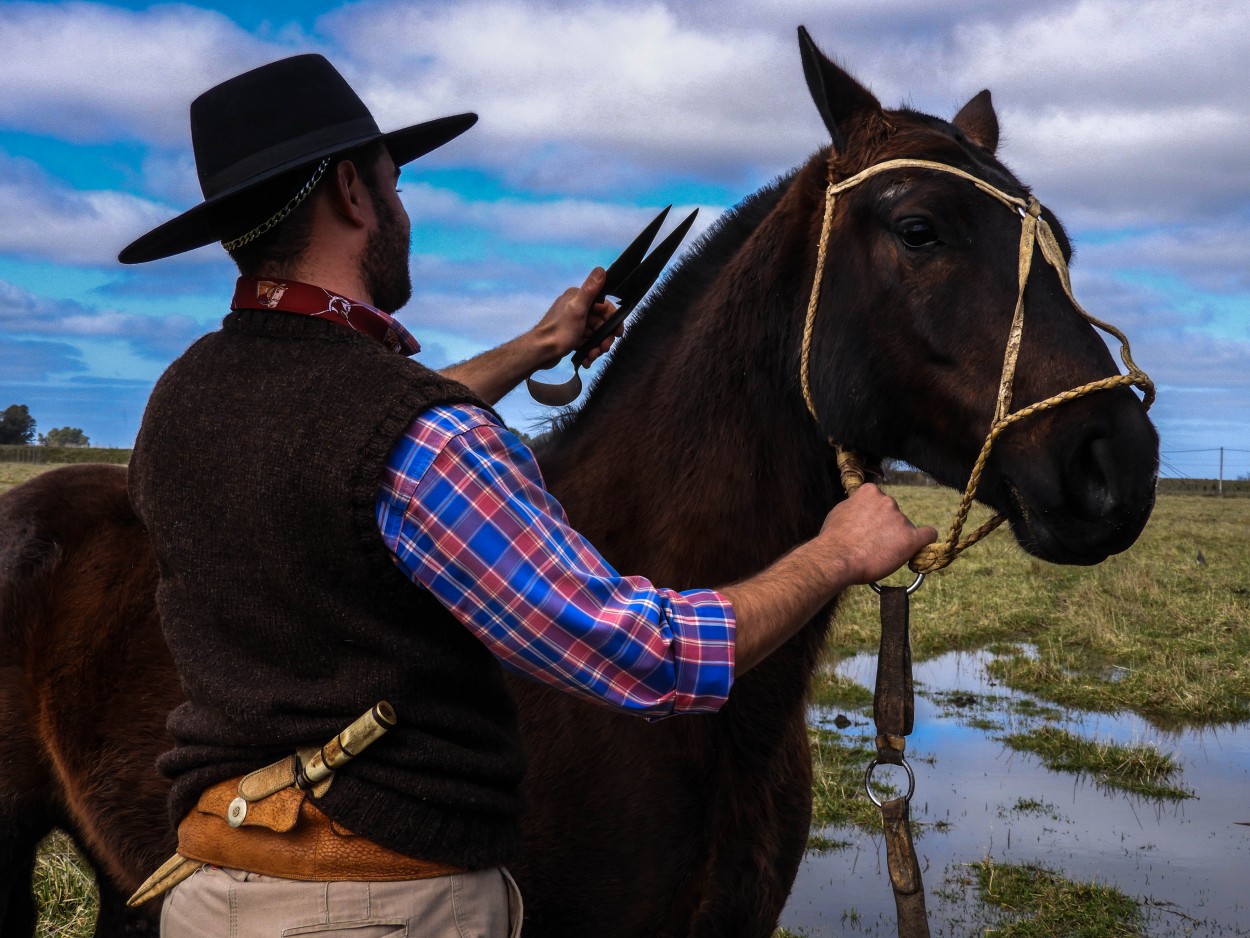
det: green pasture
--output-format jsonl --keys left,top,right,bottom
{"left": 0, "top": 445, "right": 131, "bottom": 466}
{"left": 828, "top": 485, "right": 1250, "bottom": 726}
{"left": 12, "top": 463, "right": 1249, "bottom": 936}
{"left": 0, "top": 461, "right": 63, "bottom": 492}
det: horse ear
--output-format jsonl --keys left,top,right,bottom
{"left": 797, "top": 26, "right": 883, "bottom": 155}
{"left": 952, "top": 90, "right": 999, "bottom": 154}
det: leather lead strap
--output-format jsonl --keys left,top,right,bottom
{"left": 882, "top": 797, "right": 930, "bottom": 935}
{"left": 873, "top": 587, "right": 914, "bottom": 746}
{"left": 874, "top": 585, "right": 930, "bottom": 937}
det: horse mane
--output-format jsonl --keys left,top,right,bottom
{"left": 537, "top": 168, "right": 799, "bottom": 449}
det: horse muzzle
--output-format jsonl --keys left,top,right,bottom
{"left": 995, "top": 393, "right": 1159, "bottom": 565}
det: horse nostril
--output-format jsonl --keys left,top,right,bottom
{"left": 1070, "top": 436, "right": 1122, "bottom": 519}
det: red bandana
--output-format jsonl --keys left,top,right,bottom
{"left": 231, "top": 277, "right": 421, "bottom": 357}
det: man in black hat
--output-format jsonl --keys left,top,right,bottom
{"left": 123, "top": 55, "right": 933, "bottom": 937}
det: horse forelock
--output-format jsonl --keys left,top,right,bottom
{"left": 843, "top": 108, "right": 1023, "bottom": 193}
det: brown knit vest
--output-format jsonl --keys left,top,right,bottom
{"left": 129, "top": 309, "right": 527, "bottom": 870}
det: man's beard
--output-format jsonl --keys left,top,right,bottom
{"left": 361, "top": 188, "right": 412, "bottom": 314}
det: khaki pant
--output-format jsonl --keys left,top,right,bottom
{"left": 160, "top": 865, "right": 523, "bottom": 938}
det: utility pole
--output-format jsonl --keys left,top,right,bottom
{"left": 1219, "top": 446, "right": 1224, "bottom": 497}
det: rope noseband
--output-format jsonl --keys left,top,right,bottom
{"left": 800, "top": 157, "right": 1155, "bottom": 574}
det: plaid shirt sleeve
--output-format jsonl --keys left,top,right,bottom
{"left": 376, "top": 403, "right": 735, "bottom": 719}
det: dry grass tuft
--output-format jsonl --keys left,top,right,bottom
{"left": 33, "top": 831, "right": 98, "bottom": 938}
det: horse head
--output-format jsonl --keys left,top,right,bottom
{"left": 794, "top": 28, "right": 1159, "bottom": 566}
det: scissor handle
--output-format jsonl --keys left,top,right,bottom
{"left": 572, "top": 304, "right": 632, "bottom": 368}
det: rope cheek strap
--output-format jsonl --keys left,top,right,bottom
{"left": 799, "top": 157, "right": 1155, "bottom": 574}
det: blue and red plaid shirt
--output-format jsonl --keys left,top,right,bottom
{"left": 377, "top": 404, "right": 736, "bottom": 719}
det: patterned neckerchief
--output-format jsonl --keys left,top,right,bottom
{"left": 231, "top": 276, "right": 421, "bottom": 356}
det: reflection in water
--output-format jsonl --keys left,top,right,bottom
{"left": 780, "top": 648, "right": 1250, "bottom": 936}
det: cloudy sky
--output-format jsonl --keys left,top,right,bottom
{"left": 1, "top": 0, "right": 1247, "bottom": 479}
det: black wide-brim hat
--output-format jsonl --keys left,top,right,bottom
{"left": 118, "top": 54, "right": 476, "bottom": 264}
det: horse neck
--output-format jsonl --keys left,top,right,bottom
{"left": 541, "top": 164, "right": 842, "bottom": 593}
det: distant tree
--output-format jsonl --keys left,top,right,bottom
{"left": 40, "top": 426, "right": 91, "bottom": 447}
{"left": 0, "top": 404, "right": 36, "bottom": 445}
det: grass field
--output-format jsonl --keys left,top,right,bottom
{"left": 827, "top": 485, "right": 1250, "bottom": 727}
{"left": 0, "top": 461, "right": 61, "bottom": 492}
{"left": 13, "top": 463, "right": 1250, "bottom": 936}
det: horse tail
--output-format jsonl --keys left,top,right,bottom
{"left": 0, "top": 464, "right": 173, "bottom": 936}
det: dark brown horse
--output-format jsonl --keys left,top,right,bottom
{"left": 0, "top": 31, "right": 1157, "bottom": 938}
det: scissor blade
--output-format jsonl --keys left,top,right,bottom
{"left": 602, "top": 206, "right": 671, "bottom": 298}
{"left": 571, "top": 208, "right": 699, "bottom": 367}
{"left": 610, "top": 208, "right": 699, "bottom": 307}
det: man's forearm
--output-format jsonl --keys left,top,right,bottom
{"left": 441, "top": 332, "right": 557, "bottom": 405}
{"left": 721, "top": 485, "right": 937, "bottom": 676}
{"left": 439, "top": 269, "right": 611, "bottom": 405}
{"left": 721, "top": 542, "right": 850, "bottom": 675}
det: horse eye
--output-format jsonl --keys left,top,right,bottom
{"left": 897, "top": 218, "right": 941, "bottom": 249}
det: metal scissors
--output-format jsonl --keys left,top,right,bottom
{"left": 526, "top": 205, "right": 699, "bottom": 406}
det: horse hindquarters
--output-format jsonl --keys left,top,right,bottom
{"left": 0, "top": 465, "right": 173, "bottom": 936}
{"left": 0, "top": 676, "right": 57, "bottom": 938}
{"left": 0, "top": 474, "right": 68, "bottom": 935}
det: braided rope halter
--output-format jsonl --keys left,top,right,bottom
{"left": 800, "top": 157, "right": 1155, "bottom": 575}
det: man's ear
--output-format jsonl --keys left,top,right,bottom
{"left": 328, "top": 159, "right": 369, "bottom": 227}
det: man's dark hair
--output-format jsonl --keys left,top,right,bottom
{"left": 225, "top": 140, "right": 388, "bottom": 277}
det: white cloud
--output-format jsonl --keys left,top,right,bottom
{"left": 318, "top": 0, "right": 815, "bottom": 184}
{"left": 1082, "top": 224, "right": 1250, "bottom": 294}
{"left": 403, "top": 182, "right": 717, "bottom": 248}
{"left": 7, "top": 0, "right": 1245, "bottom": 219}
{"left": 0, "top": 278, "right": 203, "bottom": 358}
{"left": 0, "top": 153, "right": 177, "bottom": 265}
{"left": 405, "top": 288, "right": 554, "bottom": 343}
{"left": 939, "top": 0, "right": 1246, "bottom": 113}
{"left": 933, "top": 2, "right": 1250, "bottom": 227}
{"left": 140, "top": 149, "right": 206, "bottom": 207}
{"left": 0, "top": 1, "right": 290, "bottom": 144}
{"left": 302, "top": 0, "right": 1250, "bottom": 225}
{"left": 993, "top": 106, "right": 1248, "bottom": 231}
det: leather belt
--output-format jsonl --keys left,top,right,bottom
{"left": 177, "top": 776, "right": 467, "bottom": 881}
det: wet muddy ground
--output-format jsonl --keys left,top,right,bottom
{"left": 779, "top": 648, "right": 1250, "bottom": 936}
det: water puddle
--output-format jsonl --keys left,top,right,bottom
{"left": 780, "top": 648, "right": 1250, "bottom": 936}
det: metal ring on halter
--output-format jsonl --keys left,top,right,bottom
{"left": 869, "top": 571, "right": 925, "bottom": 595}
{"left": 864, "top": 756, "right": 916, "bottom": 808}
